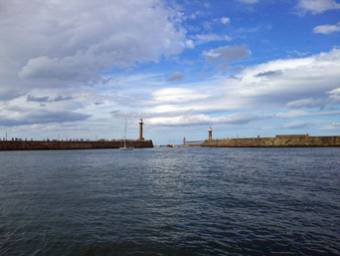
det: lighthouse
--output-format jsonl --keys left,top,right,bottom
{"left": 208, "top": 127, "right": 213, "bottom": 141}
{"left": 139, "top": 118, "right": 144, "bottom": 141}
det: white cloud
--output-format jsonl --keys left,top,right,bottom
{"left": 220, "top": 17, "right": 231, "bottom": 25}
{"left": 313, "top": 22, "right": 340, "bottom": 34}
{"left": 5, "top": 48, "right": 340, "bottom": 129}
{"left": 0, "top": 0, "right": 186, "bottom": 88}
{"left": 0, "top": 0, "right": 191, "bottom": 133}
{"left": 277, "top": 109, "right": 340, "bottom": 118}
{"left": 138, "top": 48, "right": 340, "bottom": 126}
{"left": 281, "top": 121, "right": 314, "bottom": 129}
{"left": 0, "top": 111, "right": 89, "bottom": 127}
{"left": 147, "top": 113, "right": 259, "bottom": 126}
{"left": 297, "top": 0, "right": 340, "bottom": 14}
{"left": 193, "top": 33, "right": 232, "bottom": 44}
{"left": 185, "top": 40, "right": 195, "bottom": 49}
{"left": 203, "top": 45, "right": 251, "bottom": 62}
{"left": 151, "top": 88, "right": 209, "bottom": 104}
{"left": 237, "top": 0, "right": 259, "bottom": 4}
{"left": 2, "top": 0, "right": 340, "bottom": 140}
{"left": 287, "top": 98, "right": 324, "bottom": 108}
{"left": 276, "top": 110, "right": 310, "bottom": 118}
{"left": 328, "top": 87, "right": 340, "bottom": 101}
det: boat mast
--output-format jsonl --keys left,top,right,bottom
{"left": 124, "top": 117, "right": 127, "bottom": 147}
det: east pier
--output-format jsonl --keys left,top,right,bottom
{"left": 200, "top": 129, "right": 340, "bottom": 147}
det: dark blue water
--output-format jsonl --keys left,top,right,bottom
{"left": 0, "top": 148, "right": 339, "bottom": 256}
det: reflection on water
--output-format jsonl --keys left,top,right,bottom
{"left": 0, "top": 148, "right": 339, "bottom": 255}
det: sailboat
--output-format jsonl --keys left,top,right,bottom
{"left": 120, "top": 117, "right": 133, "bottom": 150}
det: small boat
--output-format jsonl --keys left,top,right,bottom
{"left": 120, "top": 117, "right": 134, "bottom": 150}
{"left": 120, "top": 139, "right": 133, "bottom": 150}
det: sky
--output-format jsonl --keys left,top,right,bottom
{"left": 0, "top": 0, "right": 340, "bottom": 144}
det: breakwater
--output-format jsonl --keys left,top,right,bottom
{"left": 202, "top": 135, "right": 340, "bottom": 147}
{"left": 0, "top": 139, "right": 153, "bottom": 151}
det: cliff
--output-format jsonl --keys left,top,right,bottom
{"left": 201, "top": 135, "right": 340, "bottom": 147}
{"left": 0, "top": 139, "right": 153, "bottom": 151}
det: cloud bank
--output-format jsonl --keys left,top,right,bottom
{"left": 297, "top": 0, "right": 340, "bottom": 14}
{"left": 0, "top": 0, "right": 188, "bottom": 130}
{"left": 313, "top": 22, "right": 340, "bottom": 34}
{"left": 142, "top": 48, "right": 340, "bottom": 126}
{"left": 0, "top": 0, "right": 186, "bottom": 89}
{"left": 0, "top": 0, "right": 339, "bottom": 141}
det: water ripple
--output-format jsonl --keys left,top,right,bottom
{"left": 0, "top": 148, "right": 339, "bottom": 255}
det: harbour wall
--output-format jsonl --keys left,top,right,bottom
{"left": 201, "top": 135, "right": 340, "bottom": 147}
{"left": 0, "top": 139, "right": 153, "bottom": 151}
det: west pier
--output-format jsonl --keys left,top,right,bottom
{"left": 0, "top": 118, "right": 153, "bottom": 151}
{"left": 0, "top": 139, "right": 153, "bottom": 151}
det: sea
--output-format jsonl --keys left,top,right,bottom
{"left": 0, "top": 147, "right": 339, "bottom": 256}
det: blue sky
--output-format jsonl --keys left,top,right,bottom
{"left": 0, "top": 0, "right": 340, "bottom": 144}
